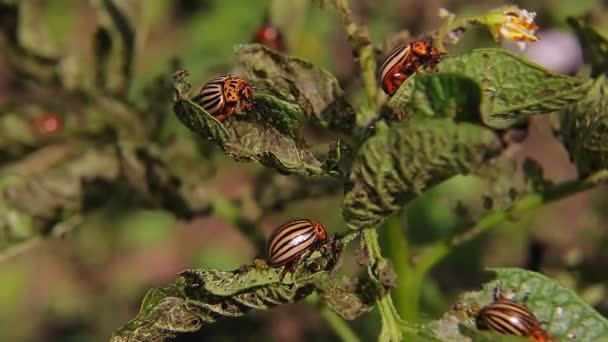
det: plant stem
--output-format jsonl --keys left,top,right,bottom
{"left": 384, "top": 214, "right": 420, "bottom": 321}
{"left": 362, "top": 228, "right": 403, "bottom": 342}
{"left": 415, "top": 170, "right": 608, "bottom": 281}
{"left": 209, "top": 191, "right": 266, "bottom": 253}
{"left": 319, "top": 303, "right": 361, "bottom": 342}
{"left": 331, "top": 0, "right": 380, "bottom": 120}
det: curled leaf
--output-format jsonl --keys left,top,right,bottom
{"left": 568, "top": 16, "right": 608, "bottom": 78}
{"left": 390, "top": 49, "right": 591, "bottom": 128}
{"left": 112, "top": 234, "right": 346, "bottom": 341}
{"left": 173, "top": 71, "right": 333, "bottom": 177}
{"left": 387, "top": 73, "right": 483, "bottom": 123}
{"left": 234, "top": 44, "right": 356, "bottom": 133}
{"left": 559, "top": 85, "right": 608, "bottom": 177}
{"left": 343, "top": 118, "right": 502, "bottom": 230}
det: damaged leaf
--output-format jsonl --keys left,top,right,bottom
{"left": 559, "top": 91, "right": 608, "bottom": 177}
{"left": 343, "top": 118, "right": 503, "bottom": 230}
{"left": 173, "top": 71, "right": 336, "bottom": 177}
{"left": 387, "top": 73, "right": 483, "bottom": 123}
{"left": 234, "top": 44, "right": 356, "bottom": 134}
{"left": 112, "top": 234, "right": 347, "bottom": 341}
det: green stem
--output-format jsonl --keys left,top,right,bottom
{"left": 362, "top": 229, "right": 403, "bottom": 342}
{"left": 331, "top": 0, "right": 380, "bottom": 117}
{"left": 415, "top": 170, "right": 608, "bottom": 281}
{"left": 319, "top": 304, "right": 361, "bottom": 342}
{"left": 307, "top": 293, "right": 360, "bottom": 342}
{"left": 384, "top": 214, "right": 419, "bottom": 321}
{"left": 209, "top": 191, "right": 266, "bottom": 253}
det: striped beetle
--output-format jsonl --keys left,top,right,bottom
{"left": 192, "top": 75, "right": 255, "bottom": 121}
{"left": 476, "top": 285, "right": 558, "bottom": 341}
{"left": 377, "top": 40, "right": 441, "bottom": 96}
{"left": 267, "top": 219, "right": 327, "bottom": 268}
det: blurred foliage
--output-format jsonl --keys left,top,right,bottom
{"left": 0, "top": 0, "right": 607, "bottom": 342}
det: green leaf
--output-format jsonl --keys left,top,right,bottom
{"left": 173, "top": 72, "right": 333, "bottom": 177}
{"left": 234, "top": 44, "right": 356, "bottom": 134}
{"left": 342, "top": 118, "right": 503, "bottom": 230}
{"left": 429, "top": 268, "right": 608, "bottom": 342}
{"left": 387, "top": 73, "right": 483, "bottom": 123}
{"left": 568, "top": 16, "right": 608, "bottom": 78}
{"left": 390, "top": 49, "right": 592, "bottom": 128}
{"left": 559, "top": 81, "right": 608, "bottom": 177}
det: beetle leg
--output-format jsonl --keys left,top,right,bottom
{"left": 215, "top": 106, "right": 236, "bottom": 121}
{"left": 239, "top": 98, "right": 253, "bottom": 112}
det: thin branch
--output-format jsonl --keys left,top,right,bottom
{"left": 362, "top": 229, "right": 403, "bottom": 342}
{"left": 332, "top": 0, "right": 380, "bottom": 115}
{"left": 415, "top": 170, "right": 608, "bottom": 277}
{"left": 316, "top": 300, "right": 361, "bottom": 342}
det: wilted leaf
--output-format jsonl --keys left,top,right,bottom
{"left": 117, "top": 139, "right": 212, "bottom": 218}
{"left": 390, "top": 49, "right": 591, "bottom": 129}
{"left": 112, "top": 234, "right": 346, "bottom": 341}
{"left": 342, "top": 118, "right": 503, "bottom": 230}
{"left": 429, "top": 268, "right": 608, "bottom": 342}
{"left": 0, "top": 144, "right": 118, "bottom": 255}
{"left": 0, "top": 2, "right": 61, "bottom": 83}
{"left": 92, "top": 0, "right": 136, "bottom": 97}
{"left": 568, "top": 16, "right": 608, "bottom": 78}
{"left": 559, "top": 82, "right": 608, "bottom": 177}
{"left": 234, "top": 44, "right": 356, "bottom": 134}
{"left": 173, "top": 72, "right": 335, "bottom": 177}
{"left": 315, "top": 275, "right": 376, "bottom": 320}
{"left": 387, "top": 73, "right": 483, "bottom": 123}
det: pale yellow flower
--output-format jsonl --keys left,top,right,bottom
{"left": 493, "top": 8, "right": 539, "bottom": 50}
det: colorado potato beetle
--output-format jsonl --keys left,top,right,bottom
{"left": 476, "top": 285, "right": 558, "bottom": 341}
{"left": 377, "top": 40, "right": 441, "bottom": 96}
{"left": 267, "top": 219, "right": 327, "bottom": 268}
{"left": 192, "top": 75, "right": 255, "bottom": 121}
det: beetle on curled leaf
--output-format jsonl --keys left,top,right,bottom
{"left": 267, "top": 219, "right": 327, "bottom": 268}
{"left": 377, "top": 40, "right": 442, "bottom": 96}
{"left": 476, "top": 284, "right": 558, "bottom": 342}
{"left": 192, "top": 75, "right": 255, "bottom": 121}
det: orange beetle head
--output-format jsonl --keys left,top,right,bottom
{"left": 411, "top": 41, "right": 429, "bottom": 56}
{"left": 310, "top": 220, "right": 327, "bottom": 241}
{"left": 238, "top": 81, "right": 255, "bottom": 111}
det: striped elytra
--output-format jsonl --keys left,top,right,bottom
{"left": 267, "top": 219, "right": 327, "bottom": 267}
{"left": 192, "top": 75, "right": 255, "bottom": 121}
{"left": 476, "top": 288, "right": 558, "bottom": 341}
{"left": 476, "top": 299, "right": 537, "bottom": 336}
{"left": 376, "top": 40, "right": 441, "bottom": 96}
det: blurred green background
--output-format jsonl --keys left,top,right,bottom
{"left": 0, "top": 0, "right": 607, "bottom": 341}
